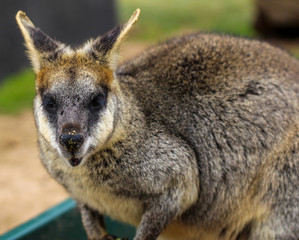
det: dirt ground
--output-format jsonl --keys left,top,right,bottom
{"left": 0, "top": 111, "right": 68, "bottom": 234}
{"left": 0, "top": 42, "right": 147, "bottom": 234}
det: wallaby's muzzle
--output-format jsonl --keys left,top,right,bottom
{"left": 59, "top": 133, "right": 84, "bottom": 154}
{"left": 58, "top": 124, "right": 85, "bottom": 166}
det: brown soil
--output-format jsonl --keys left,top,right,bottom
{"left": 0, "top": 111, "right": 68, "bottom": 234}
{"left": 0, "top": 42, "right": 147, "bottom": 234}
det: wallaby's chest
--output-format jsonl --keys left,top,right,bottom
{"left": 49, "top": 161, "right": 143, "bottom": 226}
{"left": 75, "top": 185, "right": 143, "bottom": 226}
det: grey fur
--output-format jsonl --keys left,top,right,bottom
{"left": 17, "top": 12, "right": 299, "bottom": 240}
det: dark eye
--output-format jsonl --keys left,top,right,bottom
{"left": 43, "top": 96, "right": 58, "bottom": 113}
{"left": 89, "top": 94, "right": 106, "bottom": 111}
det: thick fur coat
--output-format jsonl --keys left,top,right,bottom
{"left": 16, "top": 9, "right": 299, "bottom": 240}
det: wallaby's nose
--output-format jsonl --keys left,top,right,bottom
{"left": 59, "top": 128, "right": 84, "bottom": 154}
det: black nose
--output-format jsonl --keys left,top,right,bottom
{"left": 59, "top": 133, "right": 84, "bottom": 154}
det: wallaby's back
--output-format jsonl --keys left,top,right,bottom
{"left": 118, "top": 33, "right": 299, "bottom": 120}
{"left": 117, "top": 33, "right": 299, "bottom": 236}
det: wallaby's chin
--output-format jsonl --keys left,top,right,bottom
{"left": 58, "top": 149, "right": 83, "bottom": 167}
{"left": 57, "top": 137, "right": 94, "bottom": 167}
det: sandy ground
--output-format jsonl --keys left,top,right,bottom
{"left": 0, "top": 42, "right": 147, "bottom": 234}
{"left": 0, "top": 111, "right": 68, "bottom": 234}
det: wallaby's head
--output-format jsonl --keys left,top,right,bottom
{"left": 16, "top": 9, "right": 140, "bottom": 167}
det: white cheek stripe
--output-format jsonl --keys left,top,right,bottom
{"left": 82, "top": 137, "right": 92, "bottom": 155}
{"left": 35, "top": 97, "right": 59, "bottom": 150}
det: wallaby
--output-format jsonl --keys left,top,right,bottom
{"left": 16, "top": 8, "right": 299, "bottom": 240}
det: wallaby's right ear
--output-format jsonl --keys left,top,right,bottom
{"left": 80, "top": 9, "right": 140, "bottom": 70}
{"left": 16, "top": 11, "right": 66, "bottom": 73}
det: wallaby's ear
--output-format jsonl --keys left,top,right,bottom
{"left": 16, "top": 11, "right": 66, "bottom": 73}
{"left": 82, "top": 8, "right": 140, "bottom": 70}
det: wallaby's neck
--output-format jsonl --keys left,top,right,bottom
{"left": 98, "top": 78, "right": 146, "bottom": 152}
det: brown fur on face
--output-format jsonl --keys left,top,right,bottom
{"left": 35, "top": 55, "right": 114, "bottom": 94}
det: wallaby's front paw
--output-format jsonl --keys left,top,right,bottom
{"left": 98, "top": 234, "right": 128, "bottom": 240}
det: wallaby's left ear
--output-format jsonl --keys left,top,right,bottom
{"left": 16, "top": 11, "right": 67, "bottom": 73}
{"left": 82, "top": 8, "right": 140, "bottom": 70}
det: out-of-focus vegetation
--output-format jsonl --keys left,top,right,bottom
{"left": 0, "top": 69, "right": 35, "bottom": 114}
{"left": 117, "top": 0, "right": 255, "bottom": 42}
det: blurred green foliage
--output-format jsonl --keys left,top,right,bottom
{"left": 117, "top": 0, "right": 255, "bottom": 42}
{"left": 0, "top": 69, "right": 35, "bottom": 114}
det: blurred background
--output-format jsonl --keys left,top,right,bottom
{"left": 1, "top": 0, "right": 299, "bottom": 234}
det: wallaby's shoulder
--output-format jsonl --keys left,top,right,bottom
{"left": 117, "top": 32, "right": 299, "bottom": 109}
{"left": 118, "top": 33, "right": 299, "bottom": 79}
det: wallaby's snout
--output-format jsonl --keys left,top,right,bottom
{"left": 58, "top": 124, "right": 84, "bottom": 158}
{"left": 58, "top": 124, "right": 86, "bottom": 167}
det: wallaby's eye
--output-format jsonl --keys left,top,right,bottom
{"left": 42, "top": 96, "right": 58, "bottom": 114}
{"left": 88, "top": 93, "right": 106, "bottom": 112}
